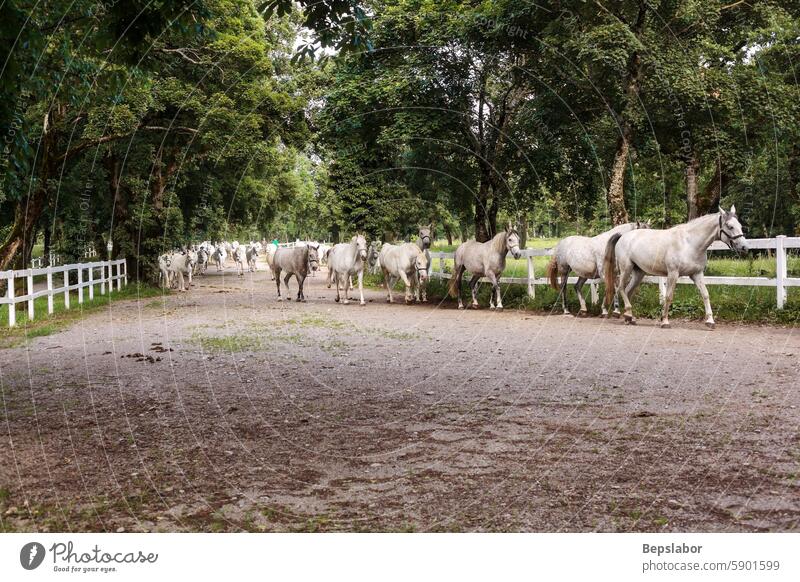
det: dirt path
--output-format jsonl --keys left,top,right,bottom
{"left": 1, "top": 262, "right": 799, "bottom": 532}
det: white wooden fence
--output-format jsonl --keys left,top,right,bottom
{"left": 429, "top": 235, "right": 800, "bottom": 309}
{"left": 0, "top": 259, "right": 128, "bottom": 327}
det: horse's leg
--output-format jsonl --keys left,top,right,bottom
{"left": 399, "top": 271, "right": 412, "bottom": 304}
{"left": 469, "top": 274, "right": 481, "bottom": 309}
{"left": 383, "top": 271, "right": 393, "bottom": 303}
{"left": 272, "top": 267, "right": 283, "bottom": 301}
{"left": 575, "top": 276, "right": 588, "bottom": 316}
{"left": 334, "top": 273, "right": 341, "bottom": 303}
{"left": 454, "top": 266, "right": 465, "bottom": 309}
{"left": 358, "top": 270, "right": 365, "bottom": 305}
{"left": 283, "top": 272, "right": 292, "bottom": 301}
{"left": 617, "top": 263, "right": 635, "bottom": 324}
{"left": 660, "top": 271, "right": 679, "bottom": 328}
{"left": 625, "top": 267, "right": 646, "bottom": 300}
{"left": 297, "top": 273, "right": 306, "bottom": 301}
{"left": 342, "top": 273, "right": 350, "bottom": 304}
{"left": 559, "top": 267, "right": 570, "bottom": 315}
{"left": 487, "top": 272, "right": 501, "bottom": 310}
{"left": 691, "top": 272, "right": 715, "bottom": 329}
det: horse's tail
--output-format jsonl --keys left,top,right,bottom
{"left": 546, "top": 256, "right": 559, "bottom": 290}
{"left": 604, "top": 233, "right": 622, "bottom": 306}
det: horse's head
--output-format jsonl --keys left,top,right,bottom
{"left": 307, "top": 243, "right": 320, "bottom": 271}
{"left": 354, "top": 234, "right": 368, "bottom": 260}
{"left": 719, "top": 205, "right": 749, "bottom": 254}
{"left": 368, "top": 241, "right": 381, "bottom": 267}
{"left": 505, "top": 223, "right": 522, "bottom": 259}
{"left": 635, "top": 220, "right": 652, "bottom": 230}
{"left": 418, "top": 225, "right": 432, "bottom": 250}
{"left": 415, "top": 249, "right": 429, "bottom": 282}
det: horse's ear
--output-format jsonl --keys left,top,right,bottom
{"left": 730, "top": 204, "right": 737, "bottom": 216}
{"left": 719, "top": 205, "right": 727, "bottom": 215}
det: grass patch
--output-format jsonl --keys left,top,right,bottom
{"left": 0, "top": 283, "right": 163, "bottom": 349}
{"left": 422, "top": 276, "right": 800, "bottom": 324}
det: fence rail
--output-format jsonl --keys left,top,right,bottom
{"left": 0, "top": 259, "right": 128, "bottom": 327}
{"left": 429, "top": 235, "right": 800, "bottom": 309}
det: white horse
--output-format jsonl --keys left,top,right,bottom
{"left": 604, "top": 206, "right": 749, "bottom": 329}
{"left": 327, "top": 234, "right": 368, "bottom": 305}
{"left": 379, "top": 242, "right": 429, "bottom": 304}
{"left": 233, "top": 246, "right": 246, "bottom": 277}
{"left": 166, "top": 252, "right": 194, "bottom": 291}
{"left": 546, "top": 221, "right": 648, "bottom": 317}
{"left": 246, "top": 244, "right": 259, "bottom": 272}
{"left": 448, "top": 225, "right": 522, "bottom": 310}
{"left": 212, "top": 245, "right": 227, "bottom": 271}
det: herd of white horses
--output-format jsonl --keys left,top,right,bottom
{"left": 157, "top": 206, "right": 749, "bottom": 329}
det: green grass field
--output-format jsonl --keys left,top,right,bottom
{"left": 0, "top": 283, "right": 163, "bottom": 348}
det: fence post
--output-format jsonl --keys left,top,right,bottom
{"left": 658, "top": 277, "right": 667, "bottom": 305}
{"left": 88, "top": 266, "right": 94, "bottom": 300}
{"left": 100, "top": 261, "right": 106, "bottom": 295}
{"left": 526, "top": 255, "right": 535, "bottom": 298}
{"left": 78, "top": 267, "right": 84, "bottom": 304}
{"left": 26, "top": 271, "right": 34, "bottom": 321}
{"left": 7, "top": 272, "right": 15, "bottom": 327}
{"left": 64, "top": 267, "right": 70, "bottom": 309}
{"left": 439, "top": 253, "right": 444, "bottom": 277}
{"left": 776, "top": 235, "right": 787, "bottom": 309}
{"left": 116, "top": 261, "right": 122, "bottom": 291}
{"left": 123, "top": 259, "right": 128, "bottom": 286}
{"left": 47, "top": 266, "right": 54, "bottom": 315}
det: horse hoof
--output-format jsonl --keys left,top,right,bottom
{"left": 458, "top": 305, "right": 464, "bottom": 310}
{"left": 496, "top": 307, "right": 503, "bottom": 312}
{"left": 562, "top": 313, "right": 573, "bottom": 318}
{"left": 360, "top": 302, "right": 366, "bottom": 306}
{"left": 489, "top": 305, "right": 495, "bottom": 310}
{"left": 600, "top": 313, "right": 609, "bottom": 319}
{"left": 612, "top": 311, "right": 621, "bottom": 319}
{"left": 624, "top": 315, "right": 636, "bottom": 325}
{"left": 705, "top": 321, "right": 716, "bottom": 330}
{"left": 334, "top": 297, "right": 340, "bottom": 303}
{"left": 578, "top": 310, "right": 588, "bottom": 318}
{"left": 660, "top": 322, "right": 671, "bottom": 329}
{"left": 343, "top": 300, "right": 350, "bottom": 305}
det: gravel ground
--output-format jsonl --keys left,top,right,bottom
{"left": 1, "top": 262, "right": 798, "bottom": 532}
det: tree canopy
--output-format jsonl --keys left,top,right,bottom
{"left": 1, "top": 0, "right": 799, "bottom": 278}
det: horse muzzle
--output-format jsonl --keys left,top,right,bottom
{"left": 512, "top": 249, "right": 522, "bottom": 259}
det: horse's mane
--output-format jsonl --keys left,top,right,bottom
{"left": 675, "top": 212, "right": 721, "bottom": 230}
{"left": 490, "top": 229, "right": 515, "bottom": 253}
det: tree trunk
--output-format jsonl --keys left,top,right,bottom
{"left": 474, "top": 176, "right": 491, "bottom": 242}
{"left": 698, "top": 159, "right": 728, "bottom": 215}
{"left": 487, "top": 184, "right": 500, "bottom": 238}
{"left": 605, "top": 1, "right": 646, "bottom": 226}
{"left": 444, "top": 225, "right": 453, "bottom": 246}
{"left": 686, "top": 151, "right": 701, "bottom": 220}
{"left": 607, "top": 129, "right": 632, "bottom": 225}
{"left": 518, "top": 218, "right": 528, "bottom": 248}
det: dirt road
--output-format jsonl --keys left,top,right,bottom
{"left": 1, "top": 264, "right": 799, "bottom": 532}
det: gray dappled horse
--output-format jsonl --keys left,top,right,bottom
{"left": 546, "top": 221, "right": 648, "bottom": 317}
{"left": 272, "top": 243, "right": 319, "bottom": 302}
{"left": 448, "top": 225, "right": 522, "bottom": 310}
{"left": 604, "top": 206, "right": 749, "bottom": 329}
{"left": 327, "top": 234, "right": 368, "bottom": 305}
